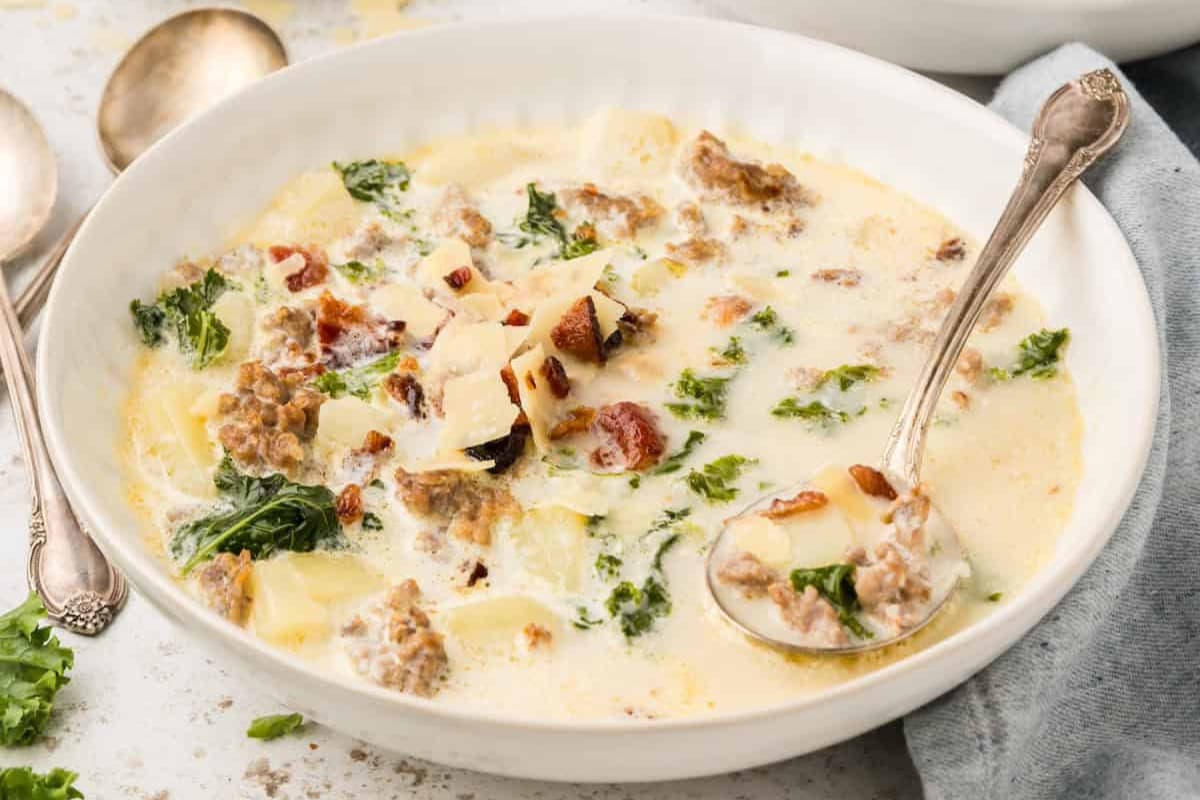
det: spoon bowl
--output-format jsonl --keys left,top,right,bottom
{"left": 706, "top": 69, "right": 1131, "bottom": 654}
{"left": 0, "top": 91, "right": 56, "bottom": 260}
{"left": 98, "top": 8, "right": 288, "bottom": 173}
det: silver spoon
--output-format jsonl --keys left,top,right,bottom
{"left": 11, "top": 8, "right": 287, "bottom": 328}
{"left": 0, "top": 90, "right": 127, "bottom": 633}
{"left": 706, "top": 69, "right": 1130, "bottom": 654}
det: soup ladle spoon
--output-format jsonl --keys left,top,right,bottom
{"left": 11, "top": 8, "right": 288, "bottom": 328}
{"left": 706, "top": 69, "right": 1130, "bottom": 654}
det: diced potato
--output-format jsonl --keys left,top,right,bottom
{"left": 730, "top": 515, "right": 792, "bottom": 569}
{"left": 369, "top": 283, "right": 449, "bottom": 339}
{"left": 237, "top": 170, "right": 363, "bottom": 248}
{"left": 415, "top": 138, "right": 544, "bottom": 187}
{"left": 211, "top": 291, "right": 256, "bottom": 361}
{"left": 283, "top": 552, "right": 386, "bottom": 604}
{"left": 444, "top": 596, "right": 562, "bottom": 656}
{"left": 631, "top": 257, "right": 686, "bottom": 296}
{"left": 139, "top": 376, "right": 218, "bottom": 498}
{"left": 578, "top": 109, "right": 680, "bottom": 179}
{"left": 250, "top": 557, "right": 330, "bottom": 648}
{"left": 315, "top": 396, "right": 399, "bottom": 456}
{"left": 779, "top": 505, "right": 857, "bottom": 567}
{"left": 811, "top": 465, "right": 877, "bottom": 525}
{"left": 509, "top": 506, "right": 588, "bottom": 592}
{"left": 438, "top": 371, "right": 519, "bottom": 451}
{"left": 514, "top": 248, "right": 613, "bottom": 301}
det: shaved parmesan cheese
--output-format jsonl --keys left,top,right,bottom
{"left": 509, "top": 344, "right": 557, "bottom": 453}
{"left": 403, "top": 455, "right": 496, "bottom": 473}
{"left": 369, "top": 283, "right": 449, "bottom": 340}
{"left": 417, "top": 238, "right": 514, "bottom": 305}
{"left": 590, "top": 291, "right": 625, "bottom": 338}
{"left": 458, "top": 292, "right": 505, "bottom": 322}
{"left": 427, "top": 320, "right": 510, "bottom": 378}
{"left": 515, "top": 248, "right": 613, "bottom": 301}
{"left": 438, "top": 371, "right": 519, "bottom": 450}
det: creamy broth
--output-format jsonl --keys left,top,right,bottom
{"left": 121, "top": 110, "right": 1080, "bottom": 719}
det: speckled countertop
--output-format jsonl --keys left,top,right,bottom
{"left": 0, "top": 2, "right": 968, "bottom": 796}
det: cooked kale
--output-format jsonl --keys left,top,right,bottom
{"left": 332, "top": 159, "right": 411, "bottom": 214}
{"left": 334, "top": 259, "right": 385, "bottom": 285}
{"left": 990, "top": 328, "right": 1070, "bottom": 380}
{"left": 685, "top": 455, "right": 756, "bottom": 502}
{"left": 817, "top": 364, "right": 882, "bottom": 391}
{"left": 594, "top": 553, "right": 623, "bottom": 580}
{"left": 170, "top": 456, "right": 341, "bottom": 575}
{"left": 771, "top": 398, "right": 851, "bottom": 424}
{"left": 246, "top": 712, "right": 305, "bottom": 741}
{"left": 789, "top": 564, "right": 872, "bottom": 639}
{"left": 605, "top": 576, "right": 671, "bottom": 639}
{"left": 516, "top": 183, "right": 599, "bottom": 260}
{"left": 652, "top": 431, "right": 706, "bottom": 475}
{"left": 665, "top": 369, "right": 730, "bottom": 422}
{"left": 361, "top": 512, "right": 384, "bottom": 532}
{"left": 712, "top": 336, "right": 748, "bottom": 366}
{"left": 312, "top": 352, "right": 402, "bottom": 400}
{"left": 748, "top": 305, "right": 795, "bottom": 345}
{"left": 128, "top": 269, "right": 230, "bottom": 369}
{"left": 0, "top": 594, "right": 74, "bottom": 747}
{"left": 129, "top": 300, "right": 166, "bottom": 346}
{"left": 571, "top": 607, "right": 604, "bottom": 630}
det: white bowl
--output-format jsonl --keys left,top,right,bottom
{"left": 37, "top": 15, "right": 1158, "bottom": 782}
{"left": 715, "top": 0, "right": 1200, "bottom": 74}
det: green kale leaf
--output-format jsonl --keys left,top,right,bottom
{"left": 605, "top": 576, "right": 672, "bottom": 639}
{"left": 817, "top": 364, "right": 882, "bottom": 392}
{"left": 711, "top": 336, "right": 747, "bottom": 366}
{"left": 334, "top": 259, "right": 385, "bottom": 285}
{"left": 312, "top": 352, "right": 401, "bottom": 400}
{"left": 686, "top": 454, "right": 756, "bottom": 503}
{"left": 0, "top": 767, "right": 84, "bottom": 799}
{"left": 170, "top": 456, "right": 341, "bottom": 575}
{"left": 665, "top": 369, "right": 731, "bottom": 422}
{"left": 129, "top": 300, "right": 166, "bottom": 347}
{"left": 246, "top": 712, "right": 305, "bottom": 741}
{"left": 594, "top": 553, "right": 623, "bottom": 580}
{"left": 361, "top": 512, "right": 384, "bottom": 532}
{"left": 128, "top": 269, "right": 230, "bottom": 369}
{"left": 992, "top": 328, "right": 1070, "bottom": 380}
{"left": 789, "top": 564, "right": 872, "bottom": 639}
{"left": 748, "top": 305, "right": 795, "bottom": 345}
{"left": 652, "top": 431, "right": 706, "bottom": 475}
{"left": 333, "top": 159, "right": 411, "bottom": 214}
{"left": 0, "top": 594, "right": 74, "bottom": 747}
{"left": 516, "top": 184, "right": 598, "bottom": 260}
{"left": 771, "top": 398, "right": 851, "bottom": 424}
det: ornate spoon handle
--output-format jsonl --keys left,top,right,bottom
{"left": 882, "top": 69, "right": 1130, "bottom": 486}
{"left": 0, "top": 263, "right": 126, "bottom": 634}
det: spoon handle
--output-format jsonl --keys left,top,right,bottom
{"left": 14, "top": 210, "right": 88, "bottom": 329}
{"left": 0, "top": 270, "right": 126, "bottom": 633}
{"left": 882, "top": 69, "right": 1130, "bottom": 485}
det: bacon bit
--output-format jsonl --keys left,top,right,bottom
{"left": 360, "top": 430, "right": 394, "bottom": 455}
{"left": 936, "top": 237, "right": 967, "bottom": 262}
{"left": 315, "top": 291, "right": 402, "bottom": 368}
{"left": 591, "top": 401, "right": 666, "bottom": 471}
{"left": 812, "top": 268, "right": 862, "bottom": 287}
{"left": 784, "top": 216, "right": 806, "bottom": 238}
{"left": 848, "top": 464, "right": 897, "bottom": 500}
{"left": 550, "top": 296, "right": 605, "bottom": 363}
{"left": 384, "top": 372, "right": 426, "bottom": 418}
{"left": 463, "top": 560, "right": 489, "bottom": 588}
{"left": 336, "top": 483, "right": 365, "bottom": 524}
{"left": 540, "top": 356, "right": 570, "bottom": 399}
{"left": 503, "top": 309, "right": 530, "bottom": 326}
{"left": 498, "top": 364, "right": 522, "bottom": 406}
{"left": 956, "top": 347, "right": 983, "bottom": 384}
{"left": 762, "top": 490, "right": 829, "bottom": 520}
{"left": 951, "top": 390, "right": 971, "bottom": 410}
{"left": 666, "top": 236, "right": 726, "bottom": 264}
{"left": 729, "top": 215, "right": 755, "bottom": 238}
{"left": 548, "top": 406, "right": 596, "bottom": 440}
{"left": 443, "top": 266, "right": 473, "bottom": 291}
{"left": 521, "top": 623, "right": 553, "bottom": 650}
{"left": 702, "top": 295, "right": 753, "bottom": 327}
{"left": 574, "top": 221, "right": 598, "bottom": 244}
{"left": 270, "top": 245, "right": 330, "bottom": 293}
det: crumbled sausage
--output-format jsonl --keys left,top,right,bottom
{"left": 520, "top": 623, "right": 553, "bottom": 650}
{"left": 590, "top": 401, "right": 666, "bottom": 471}
{"left": 702, "top": 295, "right": 753, "bottom": 327}
{"left": 847, "top": 543, "right": 931, "bottom": 631}
{"left": 848, "top": 464, "right": 897, "bottom": 500}
{"left": 257, "top": 306, "right": 317, "bottom": 371}
{"left": 442, "top": 266, "right": 472, "bottom": 291}
{"left": 812, "top": 268, "right": 862, "bottom": 287}
{"left": 539, "top": 356, "right": 570, "bottom": 399}
{"left": 548, "top": 406, "right": 596, "bottom": 440}
{"left": 394, "top": 468, "right": 518, "bottom": 546}
{"left": 767, "top": 583, "right": 849, "bottom": 647}
{"left": 680, "top": 131, "right": 814, "bottom": 210}
{"left": 270, "top": 245, "right": 330, "bottom": 293}
{"left": 503, "top": 309, "right": 530, "bottom": 326}
{"left": 717, "top": 551, "right": 779, "bottom": 598}
{"left": 887, "top": 488, "right": 932, "bottom": 551}
{"left": 461, "top": 560, "right": 489, "bottom": 588}
{"left": 729, "top": 215, "right": 755, "bottom": 238}
{"left": 675, "top": 201, "right": 707, "bottom": 235}
{"left": 383, "top": 372, "right": 426, "bottom": 418}
{"left": 762, "top": 490, "right": 829, "bottom": 520}
{"left": 935, "top": 237, "right": 967, "bottom": 262}
{"left": 342, "top": 430, "right": 395, "bottom": 485}
{"left": 217, "top": 361, "right": 324, "bottom": 474}
{"left": 980, "top": 294, "right": 1014, "bottom": 332}
{"left": 316, "top": 290, "right": 403, "bottom": 368}
{"left": 432, "top": 185, "right": 492, "bottom": 248}
{"left": 197, "top": 550, "right": 253, "bottom": 625}
{"left": 336, "top": 483, "right": 365, "bottom": 524}
{"left": 343, "top": 580, "right": 448, "bottom": 698}
{"left": 956, "top": 347, "right": 983, "bottom": 384}
{"left": 665, "top": 236, "right": 726, "bottom": 264}
{"left": 562, "top": 183, "right": 663, "bottom": 238}
{"left": 346, "top": 221, "right": 396, "bottom": 261}
{"left": 550, "top": 296, "right": 605, "bottom": 363}
{"left": 951, "top": 390, "right": 970, "bottom": 410}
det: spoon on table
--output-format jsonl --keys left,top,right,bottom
{"left": 0, "top": 90, "right": 127, "bottom": 634}
{"left": 706, "top": 69, "right": 1130, "bottom": 654}
{"left": 11, "top": 8, "right": 288, "bottom": 328}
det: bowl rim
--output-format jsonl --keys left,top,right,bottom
{"left": 37, "top": 12, "right": 1160, "bottom": 736}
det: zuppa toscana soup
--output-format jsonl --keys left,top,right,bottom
{"left": 121, "top": 110, "right": 1080, "bottom": 718}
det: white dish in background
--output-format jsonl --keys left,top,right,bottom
{"left": 716, "top": 0, "right": 1200, "bottom": 74}
{"left": 36, "top": 15, "right": 1157, "bottom": 782}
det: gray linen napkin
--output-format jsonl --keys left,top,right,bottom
{"left": 904, "top": 43, "right": 1200, "bottom": 800}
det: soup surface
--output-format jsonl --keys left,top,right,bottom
{"left": 122, "top": 110, "right": 1081, "bottom": 719}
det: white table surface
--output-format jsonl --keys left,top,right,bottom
{"left": 0, "top": 2, "right": 996, "bottom": 795}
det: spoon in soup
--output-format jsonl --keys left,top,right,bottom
{"left": 706, "top": 69, "right": 1130, "bottom": 654}
{"left": 11, "top": 8, "right": 288, "bottom": 328}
